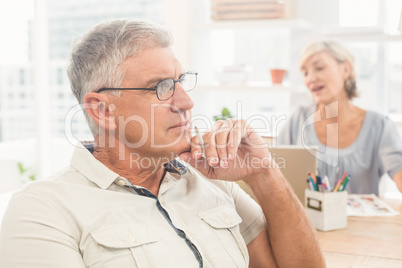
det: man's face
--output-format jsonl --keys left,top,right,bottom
{"left": 109, "top": 47, "right": 194, "bottom": 159}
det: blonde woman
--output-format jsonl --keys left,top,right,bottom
{"left": 278, "top": 40, "right": 402, "bottom": 194}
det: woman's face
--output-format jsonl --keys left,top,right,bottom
{"left": 301, "top": 51, "right": 350, "bottom": 105}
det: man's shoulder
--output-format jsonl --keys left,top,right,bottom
{"left": 12, "top": 167, "right": 91, "bottom": 199}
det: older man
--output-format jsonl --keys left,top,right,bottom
{"left": 0, "top": 19, "right": 324, "bottom": 267}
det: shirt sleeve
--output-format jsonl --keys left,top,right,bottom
{"left": 229, "top": 182, "right": 266, "bottom": 245}
{"left": 0, "top": 190, "right": 86, "bottom": 268}
{"left": 277, "top": 106, "right": 305, "bottom": 145}
{"left": 378, "top": 117, "right": 402, "bottom": 178}
{"left": 277, "top": 116, "right": 293, "bottom": 145}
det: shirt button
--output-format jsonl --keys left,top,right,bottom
{"left": 225, "top": 218, "right": 231, "bottom": 224}
{"left": 129, "top": 234, "right": 136, "bottom": 242}
{"left": 117, "top": 179, "right": 126, "bottom": 186}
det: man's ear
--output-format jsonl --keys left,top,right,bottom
{"left": 83, "top": 92, "right": 117, "bottom": 131}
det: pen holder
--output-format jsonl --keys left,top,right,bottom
{"left": 304, "top": 189, "right": 347, "bottom": 231}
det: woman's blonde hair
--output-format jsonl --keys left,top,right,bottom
{"left": 299, "top": 40, "right": 358, "bottom": 100}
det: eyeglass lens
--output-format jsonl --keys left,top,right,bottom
{"left": 156, "top": 72, "right": 197, "bottom": 100}
{"left": 156, "top": 79, "right": 174, "bottom": 100}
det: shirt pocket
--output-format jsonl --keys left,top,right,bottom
{"left": 90, "top": 223, "right": 169, "bottom": 268}
{"left": 198, "top": 205, "right": 248, "bottom": 267}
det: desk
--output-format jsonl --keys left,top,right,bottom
{"left": 317, "top": 199, "right": 402, "bottom": 268}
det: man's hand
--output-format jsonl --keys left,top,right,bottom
{"left": 181, "top": 119, "right": 325, "bottom": 268}
{"left": 179, "top": 119, "right": 274, "bottom": 183}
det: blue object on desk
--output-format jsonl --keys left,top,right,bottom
{"left": 316, "top": 176, "right": 324, "bottom": 192}
{"left": 308, "top": 176, "right": 317, "bottom": 191}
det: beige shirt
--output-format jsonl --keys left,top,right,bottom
{"left": 0, "top": 143, "right": 265, "bottom": 268}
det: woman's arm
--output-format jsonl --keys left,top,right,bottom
{"left": 392, "top": 170, "right": 402, "bottom": 192}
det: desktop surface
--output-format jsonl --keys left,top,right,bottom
{"left": 318, "top": 198, "right": 402, "bottom": 267}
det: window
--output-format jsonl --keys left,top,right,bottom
{"left": 387, "top": 41, "right": 402, "bottom": 115}
{"left": 0, "top": 0, "right": 35, "bottom": 145}
{"left": 57, "top": 68, "right": 63, "bottom": 85}
{"left": 19, "top": 69, "right": 26, "bottom": 85}
{"left": 339, "top": 0, "right": 379, "bottom": 27}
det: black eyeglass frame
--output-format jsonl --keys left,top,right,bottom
{"left": 96, "top": 70, "right": 198, "bottom": 101}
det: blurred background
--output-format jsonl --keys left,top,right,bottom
{"left": 0, "top": 0, "right": 401, "bottom": 194}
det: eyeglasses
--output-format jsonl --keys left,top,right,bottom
{"left": 97, "top": 71, "right": 198, "bottom": 101}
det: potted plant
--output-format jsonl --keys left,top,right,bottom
{"left": 17, "top": 162, "right": 37, "bottom": 183}
{"left": 213, "top": 107, "right": 233, "bottom": 121}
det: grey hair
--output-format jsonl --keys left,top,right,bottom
{"left": 299, "top": 40, "right": 358, "bottom": 100}
{"left": 67, "top": 19, "right": 173, "bottom": 136}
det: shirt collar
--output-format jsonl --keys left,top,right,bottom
{"left": 164, "top": 158, "right": 188, "bottom": 175}
{"left": 70, "top": 142, "right": 120, "bottom": 189}
{"left": 70, "top": 141, "right": 188, "bottom": 189}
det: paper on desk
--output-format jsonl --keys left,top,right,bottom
{"left": 347, "top": 194, "right": 400, "bottom": 217}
